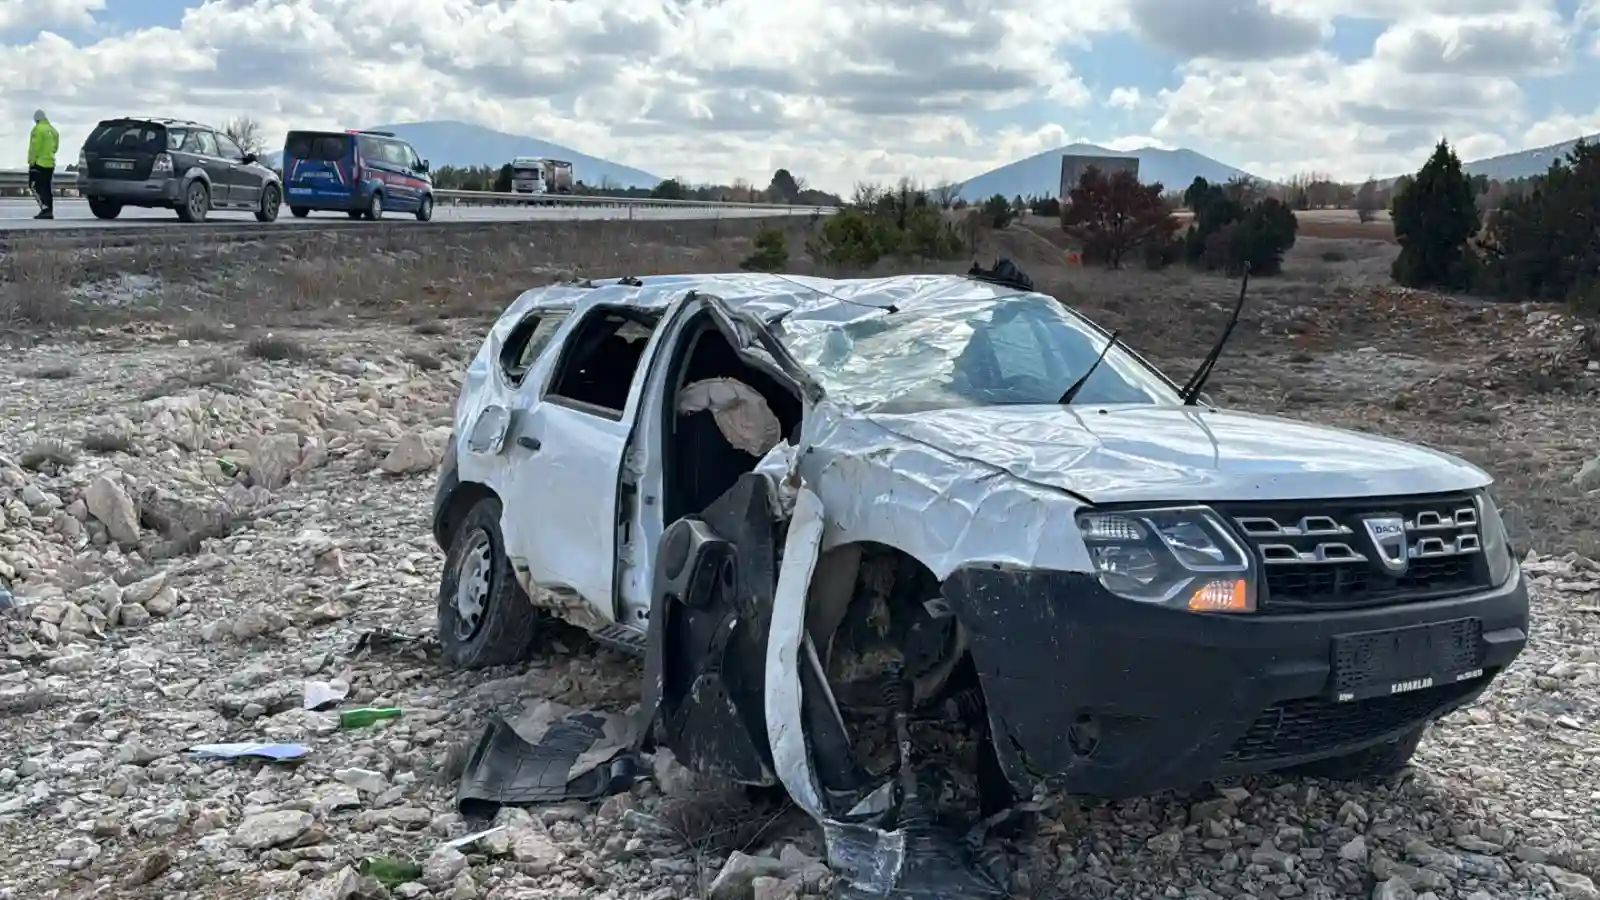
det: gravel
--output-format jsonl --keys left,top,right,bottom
{"left": 0, "top": 266, "right": 1596, "bottom": 899}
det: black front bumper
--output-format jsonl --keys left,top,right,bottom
{"left": 941, "top": 565, "right": 1528, "bottom": 800}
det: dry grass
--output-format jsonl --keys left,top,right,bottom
{"left": 0, "top": 241, "right": 78, "bottom": 328}
{"left": 0, "top": 218, "right": 812, "bottom": 337}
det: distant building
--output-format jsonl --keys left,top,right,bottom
{"left": 1060, "top": 154, "right": 1140, "bottom": 200}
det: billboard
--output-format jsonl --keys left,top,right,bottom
{"left": 1060, "top": 154, "right": 1140, "bottom": 199}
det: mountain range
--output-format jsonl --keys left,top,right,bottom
{"left": 257, "top": 120, "right": 1596, "bottom": 196}
{"left": 955, "top": 144, "right": 1254, "bottom": 201}
{"left": 1460, "top": 134, "right": 1600, "bottom": 181}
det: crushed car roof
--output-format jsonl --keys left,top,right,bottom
{"left": 501, "top": 272, "right": 1046, "bottom": 325}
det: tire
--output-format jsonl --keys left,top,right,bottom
{"left": 88, "top": 199, "right": 122, "bottom": 220}
{"left": 364, "top": 192, "right": 384, "bottom": 221}
{"left": 176, "top": 181, "right": 209, "bottom": 223}
{"left": 1286, "top": 725, "right": 1427, "bottom": 781}
{"left": 290, "top": 206, "right": 310, "bottom": 218}
{"left": 255, "top": 184, "right": 281, "bottom": 223}
{"left": 437, "top": 496, "right": 541, "bottom": 669}
{"left": 416, "top": 193, "right": 434, "bottom": 222}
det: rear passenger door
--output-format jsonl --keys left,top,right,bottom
{"left": 189, "top": 131, "right": 231, "bottom": 204}
{"left": 214, "top": 133, "right": 259, "bottom": 209}
{"left": 504, "top": 307, "right": 665, "bottom": 621}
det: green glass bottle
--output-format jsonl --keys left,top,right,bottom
{"left": 339, "top": 707, "right": 403, "bottom": 729}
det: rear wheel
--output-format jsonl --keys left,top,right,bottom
{"left": 255, "top": 184, "right": 281, "bottom": 223}
{"left": 437, "top": 496, "right": 541, "bottom": 669}
{"left": 364, "top": 192, "right": 384, "bottom": 221}
{"left": 88, "top": 199, "right": 122, "bottom": 220}
{"left": 416, "top": 193, "right": 434, "bottom": 222}
{"left": 176, "top": 181, "right": 210, "bottom": 223}
{"left": 290, "top": 206, "right": 310, "bottom": 218}
{"left": 1286, "top": 725, "right": 1427, "bottom": 781}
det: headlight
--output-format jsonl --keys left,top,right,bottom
{"left": 1475, "top": 492, "right": 1514, "bottom": 587}
{"left": 1076, "top": 506, "right": 1257, "bottom": 612}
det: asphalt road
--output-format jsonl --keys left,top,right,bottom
{"left": 0, "top": 198, "right": 818, "bottom": 231}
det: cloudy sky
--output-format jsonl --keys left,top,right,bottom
{"left": 3, "top": 0, "right": 1599, "bottom": 192}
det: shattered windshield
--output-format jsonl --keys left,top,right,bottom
{"left": 775, "top": 293, "right": 1181, "bottom": 413}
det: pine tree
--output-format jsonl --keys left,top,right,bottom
{"left": 1391, "top": 140, "right": 1479, "bottom": 290}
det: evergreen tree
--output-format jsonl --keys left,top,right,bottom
{"left": 1390, "top": 140, "right": 1478, "bottom": 289}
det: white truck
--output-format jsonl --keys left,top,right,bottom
{"left": 508, "top": 156, "right": 573, "bottom": 194}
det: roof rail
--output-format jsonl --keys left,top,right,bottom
{"left": 347, "top": 129, "right": 396, "bottom": 137}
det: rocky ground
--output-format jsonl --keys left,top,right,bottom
{"left": 0, "top": 229, "right": 1597, "bottom": 900}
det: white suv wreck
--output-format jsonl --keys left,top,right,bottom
{"left": 432, "top": 264, "right": 1527, "bottom": 882}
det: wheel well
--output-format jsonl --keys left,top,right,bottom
{"left": 436, "top": 480, "right": 499, "bottom": 550}
{"left": 810, "top": 542, "right": 974, "bottom": 710}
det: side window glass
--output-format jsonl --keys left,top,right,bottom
{"left": 546, "top": 310, "right": 662, "bottom": 418}
{"left": 215, "top": 134, "right": 244, "bottom": 161}
{"left": 498, "top": 313, "right": 569, "bottom": 386}
{"left": 193, "top": 131, "right": 219, "bottom": 157}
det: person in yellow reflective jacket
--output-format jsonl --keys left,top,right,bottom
{"left": 28, "top": 109, "right": 59, "bottom": 220}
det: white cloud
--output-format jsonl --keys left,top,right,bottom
{"left": 0, "top": 0, "right": 103, "bottom": 36}
{"left": 0, "top": 0, "right": 1595, "bottom": 191}
{"left": 1106, "top": 87, "right": 1147, "bottom": 110}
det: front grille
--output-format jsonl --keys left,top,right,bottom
{"left": 1223, "top": 677, "right": 1486, "bottom": 764}
{"left": 1214, "top": 494, "right": 1492, "bottom": 613}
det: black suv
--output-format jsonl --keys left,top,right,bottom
{"left": 76, "top": 117, "right": 283, "bottom": 223}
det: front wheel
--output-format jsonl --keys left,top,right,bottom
{"left": 416, "top": 194, "right": 434, "bottom": 222}
{"left": 1286, "top": 724, "right": 1427, "bottom": 781}
{"left": 255, "top": 184, "right": 281, "bottom": 223}
{"left": 290, "top": 206, "right": 310, "bottom": 218}
{"left": 88, "top": 199, "right": 122, "bottom": 220}
{"left": 364, "top": 192, "right": 384, "bottom": 221}
{"left": 176, "top": 181, "right": 210, "bottom": 223}
{"left": 437, "top": 497, "right": 541, "bottom": 669}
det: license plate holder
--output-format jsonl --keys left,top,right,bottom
{"left": 1330, "top": 618, "right": 1483, "bottom": 703}
{"left": 106, "top": 160, "right": 133, "bottom": 170}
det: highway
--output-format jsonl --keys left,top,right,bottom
{"left": 0, "top": 197, "right": 821, "bottom": 232}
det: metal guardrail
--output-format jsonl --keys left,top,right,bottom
{"left": 0, "top": 169, "right": 836, "bottom": 213}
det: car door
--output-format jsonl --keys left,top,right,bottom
{"left": 500, "top": 306, "right": 667, "bottom": 622}
{"left": 188, "top": 130, "right": 231, "bottom": 205}
{"left": 214, "top": 132, "right": 259, "bottom": 209}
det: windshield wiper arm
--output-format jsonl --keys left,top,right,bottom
{"left": 1058, "top": 329, "right": 1122, "bottom": 405}
{"left": 1179, "top": 261, "right": 1252, "bottom": 405}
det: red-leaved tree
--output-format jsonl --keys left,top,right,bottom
{"left": 1060, "top": 167, "right": 1179, "bottom": 268}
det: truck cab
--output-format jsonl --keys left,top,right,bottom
{"left": 509, "top": 156, "right": 574, "bottom": 194}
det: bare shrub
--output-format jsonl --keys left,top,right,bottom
{"left": 83, "top": 431, "right": 136, "bottom": 455}
{"left": 26, "top": 364, "right": 75, "bottom": 380}
{"left": 19, "top": 439, "right": 77, "bottom": 474}
{"left": 244, "top": 335, "right": 312, "bottom": 361}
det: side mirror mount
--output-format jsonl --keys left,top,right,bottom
{"left": 1198, "top": 391, "right": 1215, "bottom": 407}
{"left": 242, "top": 152, "right": 258, "bottom": 165}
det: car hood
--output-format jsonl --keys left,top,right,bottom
{"left": 864, "top": 404, "right": 1490, "bottom": 504}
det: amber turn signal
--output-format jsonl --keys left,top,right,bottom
{"left": 1188, "top": 578, "right": 1252, "bottom": 613}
